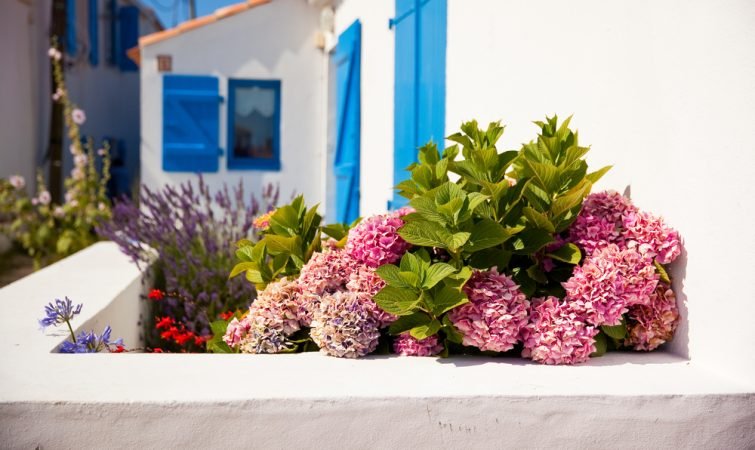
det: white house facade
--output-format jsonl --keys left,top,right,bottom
{"left": 136, "top": 0, "right": 755, "bottom": 386}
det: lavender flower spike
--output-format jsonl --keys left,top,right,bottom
{"left": 39, "top": 297, "right": 82, "bottom": 330}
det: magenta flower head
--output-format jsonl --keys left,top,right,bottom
{"left": 345, "top": 209, "right": 412, "bottom": 268}
{"left": 39, "top": 297, "right": 82, "bottom": 330}
{"left": 393, "top": 333, "right": 443, "bottom": 357}
{"left": 625, "top": 283, "right": 680, "bottom": 351}
{"left": 310, "top": 291, "right": 382, "bottom": 358}
{"left": 563, "top": 244, "right": 658, "bottom": 327}
{"left": 448, "top": 268, "right": 529, "bottom": 352}
{"left": 568, "top": 190, "right": 637, "bottom": 256}
{"left": 521, "top": 297, "right": 598, "bottom": 365}
{"left": 622, "top": 211, "right": 681, "bottom": 264}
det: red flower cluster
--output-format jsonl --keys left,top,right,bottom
{"left": 155, "top": 316, "right": 208, "bottom": 347}
{"left": 219, "top": 311, "right": 235, "bottom": 320}
{"left": 148, "top": 289, "right": 164, "bottom": 301}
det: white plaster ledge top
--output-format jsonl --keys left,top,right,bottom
{"left": 0, "top": 242, "right": 752, "bottom": 405}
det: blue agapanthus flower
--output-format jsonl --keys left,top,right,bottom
{"left": 38, "top": 297, "right": 82, "bottom": 329}
{"left": 59, "top": 326, "right": 123, "bottom": 353}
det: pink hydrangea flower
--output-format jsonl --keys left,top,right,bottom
{"left": 346, "top": 264, "right": 395, "bottom": 327}
{"left": 622, "top": 211, "right": 681, "bottom": 264}
{"left": 235, "top": 278, "right": 302, "bottom": 354}
{"left": 521, "top": 297, "right": 598, "bottom": 365}
{"left": 345, "top": 209, "right": 412, "bottom": 268}
{"left": 223, "top": 317, "right": 251, "bottom": 348}
{"left": 625, "top": 283, "right": 680, "bottom": 351}
{"left": 296, "top": 250, "right": 355, "bottom": 325}
{"left": 71, "top": 108, "right": 86, "bottom": 125}
{"left": 393, "top": 333, "right": 443, "bottom": 357}
{"left": 568, "top": 191, "right": 637, "bottom": 255}
{"left": 53, "top": 206, "right": 65, "bottom": 218}
{"left": 448, "top": 268, "right": 529, "bottom": 352}
{"left": 310, "top": 291, "right": 382, "bottom": 358}
{"left": 563, "top": 244, "right": 658, "bottom": 326}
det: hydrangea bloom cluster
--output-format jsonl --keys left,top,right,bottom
{"left": 345, "top": 208, "right": 412, "bottom": 268}
{"left": 393, "top": 333, "right": 443, "bottom": 357}
{"left": 448, "top": 269, "right": 529, "bottom": 352}
{"left": 296, "top": 249, "right": 355, "bottom": 325}
{"left": 310, "top": 291, "right": 382, "bottom": 358}
{"left": 563, "top": 244, "right": 659, "bottom": 326}
{"left": 223, "top": 278, "right": 301, "bottom": 353}
{"left": 569, "top": 191, "right": 681, "bottom": 264}
{"left": 521, "top": 297, "right": 598, "bottom": 365}
{"left": 624, "top": 283, "right": 680, "bottom": 351}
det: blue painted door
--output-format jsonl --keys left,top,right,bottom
{"left": 334, "top": 20, "right": 362, "bottom": 223}
{"left": 162, "top": 75, "right": 221, "bottom": 172}
{"left": 392, "top": 0, "right": 447, "bottom": 207}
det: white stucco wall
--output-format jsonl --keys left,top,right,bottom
{"left": 0, "top": 0, "right": 49, "bottom": 187}
{"left": 0, "top": 242, "right": 753, "bottom": 447}
{"left": 140, "top": 0, "right": 324, "bottom": 205}
{"left": 445, "top": 0, "right": 755, "bottom": 385}
{"left": 334, "top": 0, "right": 396, "bottom": 216}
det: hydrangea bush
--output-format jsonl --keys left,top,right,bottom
{"left": 0, "top": 43, "right": 111, "bottom": 269}
{"left": 222, "top": 116, "right": 681, "bottom": 364}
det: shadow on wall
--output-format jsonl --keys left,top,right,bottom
{"left": 666, "top": 244, "right": 689, "bottom": 359}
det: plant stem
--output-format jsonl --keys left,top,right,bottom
{"left": 66, "top": 319, "right": 76, "bottom": 343}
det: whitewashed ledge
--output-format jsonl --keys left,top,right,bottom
{"left": 0, "top": 242, "right": 753, "bottom": 449}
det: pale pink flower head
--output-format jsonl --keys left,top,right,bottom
{"left": 47, "top": 47, "right": 62, "bottom": 61}
{"left": 568, "top": 191, "right": 638, "bottom": 255}
{"left": 53, "top": 206, "right": 65, "bottom": 218}
{"left": 71, "top": 167, "right": 85, "bottom": 181}
{"left": 345, "top": 209, "right": 412, "bottom": 268}
{"left": 38, "top": 190, "right": 51, "bottom": 206}
{"left": 8, "top": 175, "right": 25, "bottom": 190}
{"left": 310, "top": 291, "right": 382, "bottom": 358}
{"left": 69, "top": 144, "right": 78, "bottom": 155}
{"left": 393, "top": 333, "right": 443, "bottom": 357}
{"left": 71, "top": 108, "right": 86, "bottom": 125}
{"left": 97, "top": 148, "right": 107, "bottom": 156}
{"left": 237, "top": 278, "right": 302, "bottom": 354}
{"left": 74, "top": 153, "right": 88, "bottom": 167}
{"left": 296, "top": 249, "right": 355, "bottom": 325}
{"left": 448, "top": 268, "right": 529, "bottom": 352}
{"left": 223, "top": 317, "right": 251, "bottom": 348}
{"left": 346, "top": 264, "right": 395, "bottom": 327}
{"left": 625, "top": 283, "right": 679, "bottom": 351}
{"left": 622, "top": 211, "right": 681, "bottom": 264}
{"left": 563, "top": 244, "right": 658, "bottom": 326}
{"left": 521, "top": 297, "right": 598, "bottom": 365}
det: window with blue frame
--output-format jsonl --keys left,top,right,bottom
{"left": 227, "top": 79, "right": 281, "bottom": 171}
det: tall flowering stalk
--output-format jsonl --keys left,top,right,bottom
{"left": 97, "top": 177, "right": 278, "bottom": 352}
{"left": 0, "top": 40, "right": 111, "bottom": 268}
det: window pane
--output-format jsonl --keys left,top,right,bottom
{"left": 232, "top": 85, "right": 276, "bottom": 160}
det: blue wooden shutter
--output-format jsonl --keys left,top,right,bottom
{"left": 66, "top": 0, "right": 77, "bottom": 56}
{"left": 118, "top": 5, "right": 138, "bottom": 72}
{"left": 162, "top": 75, "right": 221, "bottom": 172}
{"left": 88, "top": 0, "right": 99, "bottom": 66}
{"left": 334, "top": 20, "right": 362, "bottom": 223}
{"left": 392, "top": 0, "right": 417, "bottom": 209}
{"left": 392, "top": 0, "right": 447, "bottom": 208}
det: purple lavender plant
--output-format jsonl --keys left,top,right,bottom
{"left": 97, "top": 176, "right": 279, "bottom": 351}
